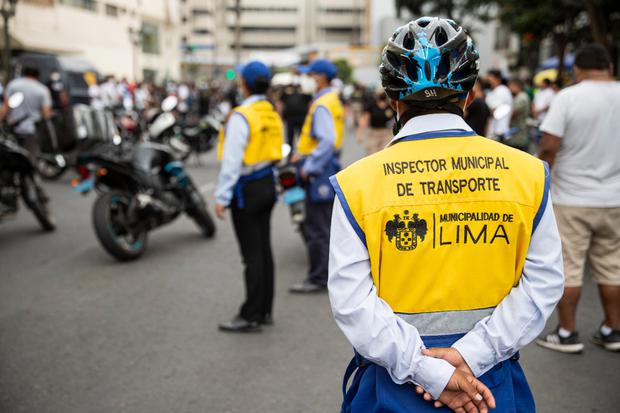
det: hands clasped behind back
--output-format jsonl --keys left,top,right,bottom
{"left": 416, "top": 348, "right": 496, "bottom": 413}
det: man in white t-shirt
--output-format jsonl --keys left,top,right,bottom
{"left": 536, "top": 44, "right": 620, "bottom": 353}
{"left": 532, "top": 78, "right": 556, "bottom": 123}
{"left": 100, "top": 76, "right": 119, "bottom": 109}
{"left": 485, "top": 69, "right": 513, "bottom": 139}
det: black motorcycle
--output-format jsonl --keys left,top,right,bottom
{"left": 74, "top": 141, "right": 215, "bottom": 261}
{"left": 0, "top": 93, "right": 56, "bottom": 231}
{"left": 148, "top": 96, "right": 218, "bottom": 162}
{"left": 180, "top": 114, "right": 219, "bottom": 160}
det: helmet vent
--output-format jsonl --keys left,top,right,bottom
{"left": 404, "top": 58, "right": 419, "bottom": 82}
{"left": 435, "top": 28, "right": 448, "bottom": 46}
{"left": 386, "top": 51, "right": 401, "bottom": 69}
{"left": 424, "top": 61, "right": 432, "bottom": 81}
{"left": 437, "top": 52, "right": 451, "bottom": 80}
{"left": 403, "top": 32, "right": 415, "bottom": 50}
{"left": 418, "top": 19, "right": 430, "bottom": 28}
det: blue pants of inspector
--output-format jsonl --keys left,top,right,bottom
{"left": 341, "top": 333, "right": 535, "bottom": 413}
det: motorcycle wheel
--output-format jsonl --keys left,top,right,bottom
{"left": 92, "top": 191, "right": 147, "bottom": 261}
{"left": 37, "top": 158, "right": 67, "bottom": 180}
{"left": 186, "top": 189, "right": 216, "bottom": 238}
{"left": 20, "top": 175, "right": 56, "bottom": 231}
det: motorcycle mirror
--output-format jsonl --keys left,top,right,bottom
{"left": 281, "top": 143, "right": 292, "bottom": 158}
{"left": 493, "top": 104, "right": 511, "bottom": 120}
{"left": 161, "top": 96, "right": 179, "bottom": 112}
{"left": 8, "top": 92, "right": 24, "bottom": 109}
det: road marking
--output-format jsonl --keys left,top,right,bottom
{"left": 200, "top": 182, "right": 214, "bottom": 194}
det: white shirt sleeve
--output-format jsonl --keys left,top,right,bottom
{"left": 214, "top": 113, "right": 249, "bottom": 206}
{"left": 452, "top": 196, "right": 564, "bottom": 377}
{"left": 328, "top": 197, "right": 456, "bottom": 400}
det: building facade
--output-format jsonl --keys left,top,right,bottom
{"left": 9, "top": 0, "right": 182, "bottom": 82}
{"left": 180, "top": 0, "right": 371, "bottom": 69}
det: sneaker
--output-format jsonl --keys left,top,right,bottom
{"left": 535, "top": 328, "right": 584, "bottom": 353}
{"left": 592, "top": 329, "right": 620, "bottom": 352}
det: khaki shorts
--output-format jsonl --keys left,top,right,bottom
{"left": 554, "top": 205, "right": 620, "bottom": 287}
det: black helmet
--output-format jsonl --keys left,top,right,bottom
{"left": 380, "top": 16, "right": 479, "bottom": 104}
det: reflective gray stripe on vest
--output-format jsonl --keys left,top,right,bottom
{"left": 396, "top": 307, "right": 496, "bottom": 336}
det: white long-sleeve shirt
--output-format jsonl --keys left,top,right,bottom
{"left": 328, "top": 114, "right": 564, "bottom": 400}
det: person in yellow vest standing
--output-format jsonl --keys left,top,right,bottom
{"left": 328, "top": 17, "right": 565, "bottom": 412}
{"left": 289, "top": 59, "right": 345, "bottom": 294}
{"left": 215, "top": 61, "right": 283, "bottom": 332}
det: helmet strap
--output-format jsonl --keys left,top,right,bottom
{"left": 392, "top": 105, "right": 402, "bottom": 135}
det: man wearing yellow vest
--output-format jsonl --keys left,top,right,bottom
{"left": 290, "top": 59, "right": 345, "bottom": 294}
{"left": 215, "top": 61, "right": 283, "bottom": 332}
{"left": 329, "top": 17, "right": 564, "bottom": 412}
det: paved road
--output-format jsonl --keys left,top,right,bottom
{"left": 1, "top": 135, "right": 618, "bottom": 413}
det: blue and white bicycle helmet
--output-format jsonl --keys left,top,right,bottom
{"left": 380, "top": 16, "right": 479, "bottom": 104}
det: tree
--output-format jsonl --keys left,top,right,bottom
{"left": 582, "top": 0, "right": 620, "bottom": 73}
{"left": 393, "top": 1, "right": 620, "bottom": 78}
{"left": 333, "top": 59, "right": 354, "bottom": 83}
{"left": 466, "top": 0, "right": 585, "bottom": 82}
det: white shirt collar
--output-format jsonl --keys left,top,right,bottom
{"left": 389, "top": 113, "right": 473, "bottom": 145}
{"left": 241, "top": 94, "right": 266, "bottom": 106}
{"left": 314, "top": 87, "right": 333, "bottom": 100}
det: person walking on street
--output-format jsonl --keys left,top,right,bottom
{"left": 329, "top": 17, "right": 564, "bottom": 412}
{"left": 280, "top": 83, "right": 311, "bottom": 148}
{"left": 531, "top": 78, "right": 555, "bottom": 123}
{"left": 289, "top": 59, "right": 344, "bottom": 294}
{"left": 356, "top": 87, "right": 394, "bottom": 155}
{"left": 0, "top": 66, "right": 52, "bottom": 167}
{"left": 507, "top": 78, "right": 531, "bottom": 152}
{"left": 485, "top": 69, "right": 513, "bottom": 141}
{"left": 536, "top": 44, "right": 620, "bottom": 353}
{"left": 214, "top": 61, "right": 284, "bottom": 333}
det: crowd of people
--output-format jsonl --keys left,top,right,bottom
{"left": 85, "top": 75, "right": 240, "bottom": 120}
{"left": 464, "top": 71, "right": 563, "bottom": 154}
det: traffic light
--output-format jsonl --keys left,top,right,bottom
{"left": 225, "top": 69, "right": 236, "bottom": 80}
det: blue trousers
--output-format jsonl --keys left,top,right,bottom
{"left": 341, "top": 334, "right": 535, "bottom": 413}
{"left": 303, "top": 197, "right": 333, "bottom": 286}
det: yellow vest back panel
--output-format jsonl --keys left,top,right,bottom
{"left": 332, "top": 132, "right": 549, "bottom": 314}
{"left": 297, "top": 91, "right": 344, "bottom": 155}
{"left": 217, "top": 100, "right": 284, "bottom": 165}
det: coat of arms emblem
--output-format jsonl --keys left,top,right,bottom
{"left": 384, "top": 210, "right": 428, "bottom": 251}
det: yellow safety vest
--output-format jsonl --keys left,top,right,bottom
{"left": 297, "top": 91, "right": 344, "bottom": 155}
{"left": 331, "top": 130, "right": 549, "bottom": 323}
{"left": 217, "top": 100, "right": 284, "bottom": 165}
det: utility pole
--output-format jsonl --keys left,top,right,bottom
{"left": 1, "top": 0, "right": 17, "bottom": 82}
{"left": 128, "top": 26, "right": 142, "bottom": 82}
{"left": 234, "top": 0, "right": 241, "bottom": 66}
{"left": 212, "top": 0, "right": 218, "bottom": 77}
